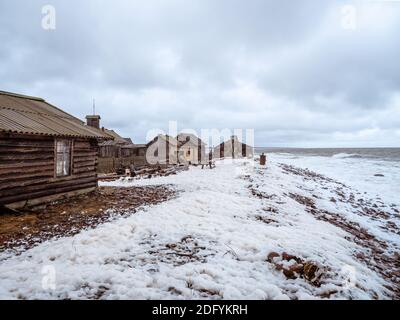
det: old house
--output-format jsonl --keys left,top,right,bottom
{"left": 0, "top": 91, "right": 112, "bottom": 209}
{"left": 85, "top": 115, "right": 147, "bottom": 173}
{"left": 213, "top": 135, "right": 254, "bottom": 159}
{"left": 176, "top": 133, "right": 207, "bottom": 165}
{"left": 146, "top": 134, "right": 179, "bottom": 166}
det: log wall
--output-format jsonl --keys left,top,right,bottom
{"left": 0, "top": 133, "right": 99, "bottom": 207}
{"left": 97, "top": 155, "right": 147, "bottom": 174}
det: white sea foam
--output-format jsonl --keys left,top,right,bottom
{"left": 268, "top": 152, "right": 400, "bottom": 206}
{"left": 0, "top": 159, "right": 397, "bottom": 300}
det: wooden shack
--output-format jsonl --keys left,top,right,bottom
{"left": 0, "top": 91, "right": 111, "bottom": 209}
{"left": 176, "top": 133, "right": 207, "bottom": 165}
{"left": 146, "top": 134, "right": 179, "bottom": 166}
{"left": 213, "top": 135, "right": 254, "bottom": 159}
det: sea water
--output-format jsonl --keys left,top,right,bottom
{"left": 256, "top": 148, "right": 400, "bottom": 207}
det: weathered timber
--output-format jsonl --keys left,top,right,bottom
{"left": 0, "top": 164, "right": 54, "bottom": 176}
{"left": 0, "top": 182, "right": 97, "bottom": 206}
{"left": 0, "top": 153, "right": 54, "bottom": 161}
{"left": 0, "top": 132, "right": 101, "bottom": 208}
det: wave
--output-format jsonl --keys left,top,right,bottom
{"left": 332, "top": 153, "right": 363, "bottom": 159}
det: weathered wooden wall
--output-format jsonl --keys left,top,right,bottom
{"left": 0, "top": 133, "right": 99, "bottom": 207}
{"left": 97, "top": 154, "right": 147, "bottom": 173}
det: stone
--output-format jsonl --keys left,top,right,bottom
{"left": 267, "top": 252, "right": 280, "bottom": 263}
{"left": 283, "top": 268, "right": 296, "bottom": 279}
{"left": 303, "top": 262, "right": 319, "bottom": 281}
{"left": 282, "top": 252, "right": 302, "bottom": 263}
{"left": 289, "top": 263, "right": 304, "bottom": 274}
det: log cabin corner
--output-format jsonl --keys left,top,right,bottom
{"left": 0, "top": 90, "right": 113, "bottom": 209}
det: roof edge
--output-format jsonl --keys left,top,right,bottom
{"left": 0, "top": 90, "right": 45, "bottom": 102}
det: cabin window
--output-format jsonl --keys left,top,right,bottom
{"left": 56, "top": 140, "right": 71, "bottom": 177}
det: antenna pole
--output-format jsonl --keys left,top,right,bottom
{"left": 93, "top": 98, "right": 96, "bottom": 115}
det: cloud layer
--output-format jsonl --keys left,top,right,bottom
{"left": 1, "top": 0, "right": 399, "bottom": 147}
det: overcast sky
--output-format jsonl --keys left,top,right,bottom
{"left": 1, "top": 0, "right": 399, "bottom": 147}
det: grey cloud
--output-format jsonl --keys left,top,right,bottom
{"left": 0, "top": 0, "right": 399, "bottom": 146}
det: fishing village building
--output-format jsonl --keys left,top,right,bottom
{"left": 146, "top": 134, "right": 179, "bottom": 166}
{"left": 176, "top": 133, "right": 207, "bottom": 165}
{"left": 213, "top": 135, "right": 254, "bottom": 159}
{"left": 0, "top": 91, "right": 111, "bottom": 209}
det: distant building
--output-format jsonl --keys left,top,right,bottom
{"left": 176, "top": 133, "right": 207, "bottom": 165}
{"left": 213, "top": 135, "right": 254, "bottom": 159}
{"left": 146, "top": 134, "right": 179, "bottom": 166}
{"left": 0, "top": 91, "right": 111, "bottom": 209}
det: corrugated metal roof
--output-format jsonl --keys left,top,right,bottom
{"left": 0, "top": 91, "right": 112, "bottom": 140}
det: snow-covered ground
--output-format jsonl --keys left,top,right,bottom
{"left": 0, "top": 159, "right": 398, "bottom": 300}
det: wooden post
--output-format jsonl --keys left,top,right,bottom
{"left": 260, "top": 153, "right": 267, "bottom": 165}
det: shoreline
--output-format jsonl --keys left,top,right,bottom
{"left": 0, "top": 159, "right": 398, "bottom": 299}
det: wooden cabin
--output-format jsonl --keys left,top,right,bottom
{"left": 0, "top": 91, "right": 112, "bottom": 209}
{"left": 176, "top": 133, "right": 207, "bottom": 165}
{"left": 213, "top": 135, "right": 254, "bottom": 159}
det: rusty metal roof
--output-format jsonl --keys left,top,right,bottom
{"left": 0, "top": 91, "right": 112, "bottom": 140}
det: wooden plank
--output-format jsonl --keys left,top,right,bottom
{"left": 73, "top": 157, "right": 97, "bottom": 164}
{"left": 73, "top": 166, "right": 95, "bottom": 174}
{"left": 73, "top": 141, "right": 92, "bottom": 148}
{"left": 0, "top": 147, "right": 55, "bottom": 153}
{"left": 73, "top": 151, "right": 97, "bottom": 158}
{"left": 0, "top": 167, "right": 53, "bottom": 188}
{"left": 0, "top": 141, "right": 54, "bottom": 148}
{"left": 0, "top": 153, "right": 54, "bottom": 161}
{"left": 73, "top": 160, "right": 96, "bottom": 168}
{"left": 72, "top": 148, "right": 94, "bottom": 153}
{"left": 0, "top": 175, "right": 97, "bottom": 198}
{"left": 0, "top": 182, "right": 97, "bottom": 206}
{"left": 7, "top": 187, "right": 96, "bottom": 209}
{"left": 0, "top": 137, "right": 54, "bottom": 147}
{"left": 0, "top": 160, "right": 54, "bottom": 171}
{"left": 0, "top": 175, "right": 54, "bottom": 191}
{"left": 0, "top": 134, "right": 54, "bottom": 141}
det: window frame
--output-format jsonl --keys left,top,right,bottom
{"left": 55, "top": 139, "right": 72, "bottom": 178}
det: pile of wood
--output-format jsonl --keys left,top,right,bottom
{"left": 98, "top": 164, "right": 189, "bottom": 182}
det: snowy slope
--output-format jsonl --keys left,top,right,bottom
{"left": 0, "top": 159, "right": 398, "bottom": 300}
